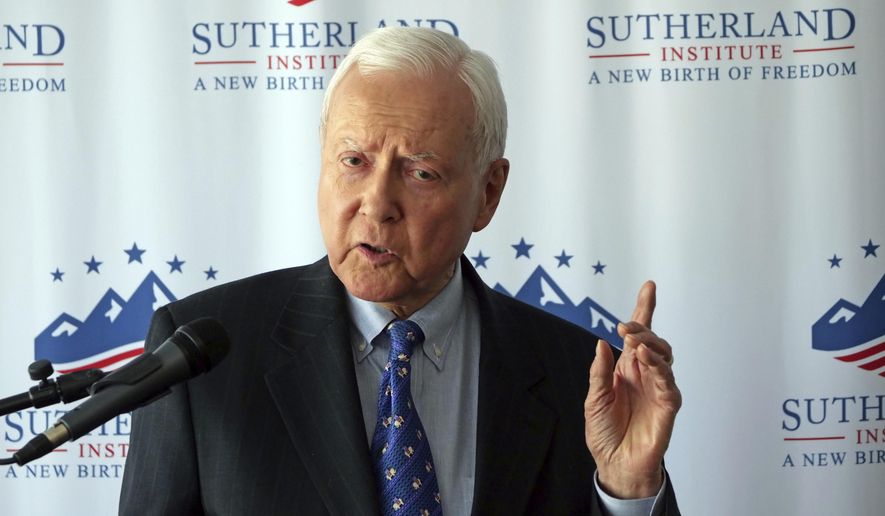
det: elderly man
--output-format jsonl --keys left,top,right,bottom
{"left": 120, "top": 27, "right": 681, "bottom": 515}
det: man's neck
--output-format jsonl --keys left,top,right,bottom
{"left": 346, "top": 259, "right": 465, "bottom": 347}
{"left": 375, "top": 262, "right": 459, "bottom": 319}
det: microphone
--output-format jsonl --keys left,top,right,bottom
{"left": 10, "top": 317, "right": 230, "bottom": 466}
{"left": 0, "top": 361, "right": 106, "bottom": 418}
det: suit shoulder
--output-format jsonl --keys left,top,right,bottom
{"left": 162, "top": 258, "right": 333, "bottom": 324}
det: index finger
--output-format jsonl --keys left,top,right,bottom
{"left": 630, "top": 280, "right": 656, "bottom": 329}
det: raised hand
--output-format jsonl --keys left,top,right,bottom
{"left": 584, "top": 281, "right": 682, "bottom": 499}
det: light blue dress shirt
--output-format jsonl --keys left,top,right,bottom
{"left": 347, "top": 260, "right": 663, "bottom": 515}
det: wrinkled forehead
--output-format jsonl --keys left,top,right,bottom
{"left": 324, "top": 69, "right": 475, "bottom": 146}
{"left": 332, "top": 67, "right": 471, "bottom": 107}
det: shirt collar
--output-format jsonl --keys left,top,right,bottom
{"left": 347, "top": 260, "right": 464, "bottom": 370}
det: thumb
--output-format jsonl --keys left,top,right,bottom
{"left": 588, "top": 339, "right": 615, "bottom": 398}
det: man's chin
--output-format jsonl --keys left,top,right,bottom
{"left": 339, "top": 272, "right": 409, "bottom": 305}
{"left": 330, "top": 258, "right": 449, "bottom": 316}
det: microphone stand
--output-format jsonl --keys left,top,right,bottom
{"left": 0, "top": 359, "right": 105, "bottom": 417}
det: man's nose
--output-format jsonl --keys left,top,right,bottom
{"left": 358, "top": 165, "right": 402, "bottom": 223}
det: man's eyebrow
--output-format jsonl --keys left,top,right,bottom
{"left": 340, "top": 137, "right": 362, "bottom": 151}
{"left": 338, "top": 138, "right": 439, "bottom": 162}
{"left": 406, "top": 151, "right": 440, "bottom": 162}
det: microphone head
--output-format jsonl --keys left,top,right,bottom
{"left": 174, "top": 317, "right": 231, "bottom": 375}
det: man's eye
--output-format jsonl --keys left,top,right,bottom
{"left": 341, "top": 156, "right": 364, "bottom": 167}
{"left": 411, "top": 169, "right": 435, "bottom": 181}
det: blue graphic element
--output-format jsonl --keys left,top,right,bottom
{"left": 861, "top": 239, "right": 880, "bottom": 258}
{"left": 512, "top": 238, "right": 533, "bottom": 259}
{"left": 84, "top": 255, "right": 102, "bottom": 274}
{"left": 34, "top": 271, "right": 176, "bottom": 367}
{"left": 125, "top": 242, "right": 146, "bottom": 263}
{"left": 167, "top": 255, "right": 185, "bottom": 273}
{"left": 828, "top": 254, "right": 842, "bottom": 268}
{"left": 812, "top": 273, "right": 885, "bottom": 352}
{"left": 555, "top": 250, "right": 573, "bottom": 268}
{"left": 51, "top": 268, "right": 64, "bottom": 282}
{"left": 592, "top": 260, "right": 606, "bottom": 275}
{"left": 471, "top": 251, "right": 490, "bottom": 269}
{"left": 204, "top": 266, "right": 218, "bottom": 280}
{"left": 494, "top": 265, "right": 623, "bottom": 349}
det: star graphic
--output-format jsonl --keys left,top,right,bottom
{"left": 554, "top": 250, "right": 573, "bottom": 268}
{"left": 592, "top": 260, "right": 606, "bottom": 275}
{"left": 861, "top": 238, "right": 879, "bottom": 258}
{"left": 512, "top": 237, "right": 533, "bottom": 259}
{"left": 204, "top": 266, "right": 218, "bottom": 280}
{"left": 167, "top": 255, "right": 186, "bottom": 273}
{"left": 471, "top": 251, "right": 490, "bottom": 269}
{"left": 50, "top": 268, "right": 64, "bottom": 282}
{"left": 84, "top": 255, "right": 102, "bottom": 274}
{"left": 124, "top": 242, "right": 146, "bottom": 263}
{"left": 828, "top": 254, "right": 842, "bottom": 268}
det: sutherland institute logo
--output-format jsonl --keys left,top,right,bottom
{"left": 36, "top": 243, "right": 219, "bottom": 374}
{"left": 36, "top": 271, "right": 175, "bottom": 374}
{"left": 471, "top": 237, "right": 624, "bottom": 349}
{"left": 1, "top": 243, "right": 220, "bottom": 481}
{"left": 812, "top": 239, "right": 884, "bottom": 379}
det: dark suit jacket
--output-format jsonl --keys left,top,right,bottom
{"left": 119, "top": 256, "right": 679, "bottom": 515}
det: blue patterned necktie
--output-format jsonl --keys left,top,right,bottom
{"left": 371, "top": 319, "right": 442, "bottom": 516}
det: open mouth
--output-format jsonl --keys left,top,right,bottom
{"left": 360, "top": 243, "right": 391, "bottom": 254}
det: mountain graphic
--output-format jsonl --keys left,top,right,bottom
{"left": 812, "top": 272, "right": 885, "bottom": 352}
{"left": 496, "top": 266, "right": 624, "bottom": 349}
{"left": 812, "top": 272, "right": 885, "bottom": 378}
{"left": 34, "top": 271, "right": 176, "bottom": 371}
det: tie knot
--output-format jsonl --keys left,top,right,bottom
{"left": 386, "top": 319, "right": 424, "bottom": 358}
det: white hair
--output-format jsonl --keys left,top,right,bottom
{"left": 320, "top": 27, "right": 507, "bottom": 172}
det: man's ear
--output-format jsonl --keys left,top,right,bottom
{"left": 473, "top": 158, "right": 510, "bottom": 232}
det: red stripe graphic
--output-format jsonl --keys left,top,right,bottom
{"left": 833, "top": 340, "right": 885, "bottom": 377}
{"left": 7, "top": 448, "right": 67, "bottom": 452}
{"left": 56, "top": 348, "right": 144, "bottom": 374}
{"left": 793, "top": 46, "right": 855, "bottom": 53}
{"left": 783, "top": 436, "right": 845, "bottom": 441}
{"left": 860, "top": 355, "right": 885, "bottom": 371}
{"left": 2, "top": 62, "right": 64, "bottom": 67}
{"left": 836, "top": 341, "right": 885, "bottom": 362}
{"left": 589, "top": 53, "right": 650, "bottom": 59}
{"left": 194, "top": 60, "right": 256, "bottom": 65}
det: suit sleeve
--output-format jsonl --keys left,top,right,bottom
{"left": 119, "top": 307, "right": 205, "bottom": 516}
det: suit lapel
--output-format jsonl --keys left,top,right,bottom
{"left": 265, "top": 259, "right": 379, "bottom": 516}
{"left": 464, "top": 258, "right": 558, "bottom": 515}
{"left": 260, "top": 257, "right": 559, "bottom": 514}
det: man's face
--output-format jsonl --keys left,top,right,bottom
{"left": 318, "top": 68, "right": 507, "bottom": 316}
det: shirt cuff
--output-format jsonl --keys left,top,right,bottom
{"left": 593, "top": 469, "right": 667, "bottom": 516}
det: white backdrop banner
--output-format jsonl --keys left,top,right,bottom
{"left": 1, "top": 1, "right": 882, "bottom": 514}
